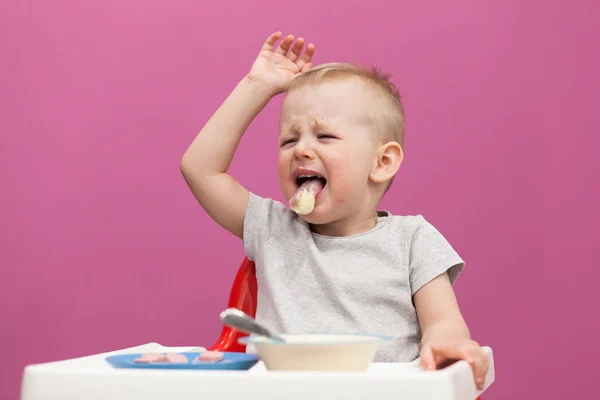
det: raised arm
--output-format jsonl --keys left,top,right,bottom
{"left": 180, "top": 32, "right": 314, "bottom": 238}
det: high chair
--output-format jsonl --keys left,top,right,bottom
{"left": 208, "top": 256, "right": 483, "bottom": 400}
{"left": 209, "top": 256, "right": 257, "bottom": 353}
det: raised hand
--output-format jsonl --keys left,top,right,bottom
{"left": 246, "top": 32, "right": 315, "bottom": 96}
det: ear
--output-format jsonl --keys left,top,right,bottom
{"left": 370, "top": 141, "right": 403, "bottom": 184}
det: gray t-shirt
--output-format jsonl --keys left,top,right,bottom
{"left": 243, "top": 193, "right": 465, "bottom": 362}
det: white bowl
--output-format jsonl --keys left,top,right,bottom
{"left": 238, "top": 333, "right": 395, "bottom": 371}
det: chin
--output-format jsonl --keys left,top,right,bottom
{"left": 296, "top": 208, "right": 333, "bottom": 225}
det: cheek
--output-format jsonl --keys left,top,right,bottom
{"left": 326, "top": 145, "right": 374, "bottom": 201}
{"left": 278, "top": 152, "right": 294, "bottom": 198}
{"left": 277, "top": 156, "right": 286, "bottom": 179}
{"left": 278, "top": 149, "right": 291, "bottom": 173}
{"left": 326, "top": 156, "right": 361, "bottom": 201}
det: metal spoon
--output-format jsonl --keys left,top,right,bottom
{"left": 219, "top": 308, "right": 285, "bottom": 342}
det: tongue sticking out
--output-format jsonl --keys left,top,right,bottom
{"left": 289, "top": 178, "right": 325, "bottom": 215}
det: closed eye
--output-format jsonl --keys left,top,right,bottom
{"left": 317, "top": 134, "right": 337, "bottom": 140}
{"left": 280, "top": 138, "right": 297, "bottom": 147}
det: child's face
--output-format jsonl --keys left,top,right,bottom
{"left": 278, "top": 79, "right": 382, "bottom": 226}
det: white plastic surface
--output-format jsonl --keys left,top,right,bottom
{"left": 21, "top": 342, "right": 495, "bottom": 400}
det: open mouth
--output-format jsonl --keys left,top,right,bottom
{"left": 289, "top": 171, "right": 327, "bottom": 213}
{"left": 295, "top": 175, "right": 327, "bottom": 189}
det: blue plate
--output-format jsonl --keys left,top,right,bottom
{"left": 105, "top": 352, "right": 259, "bottom": 370}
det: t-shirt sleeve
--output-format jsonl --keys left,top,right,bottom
{"left": 243, "top": 192, "right": 289, "bottom": 261}
{"left": 408, "top": 216, "right": 465, "bottom": 295}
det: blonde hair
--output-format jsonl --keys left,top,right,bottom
{"left": 288, "top": 62, "right": 405, "bottom": 147}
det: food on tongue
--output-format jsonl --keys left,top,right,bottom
{"left": 290, "top": 189, "right": 315, "bottom": 215}
{"left": 289, "top": 177, "right": 324, "bottom": 215}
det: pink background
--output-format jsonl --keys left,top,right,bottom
{"left": 1, "top": 0, "right": 598, "bottom": 399}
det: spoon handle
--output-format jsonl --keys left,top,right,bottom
{"left": 219, "top": 308, "right": 284, "bottom": 341}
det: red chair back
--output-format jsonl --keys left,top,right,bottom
{"left": 208, "top": 257, "right": 257, "bottom": 352}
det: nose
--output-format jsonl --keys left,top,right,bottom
{"left": 293, "top": 137, "right": 316, "bottom": 160}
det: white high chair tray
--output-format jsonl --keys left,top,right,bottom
{"left": 21, "top": 342, "right": 495, "bottom": 400}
